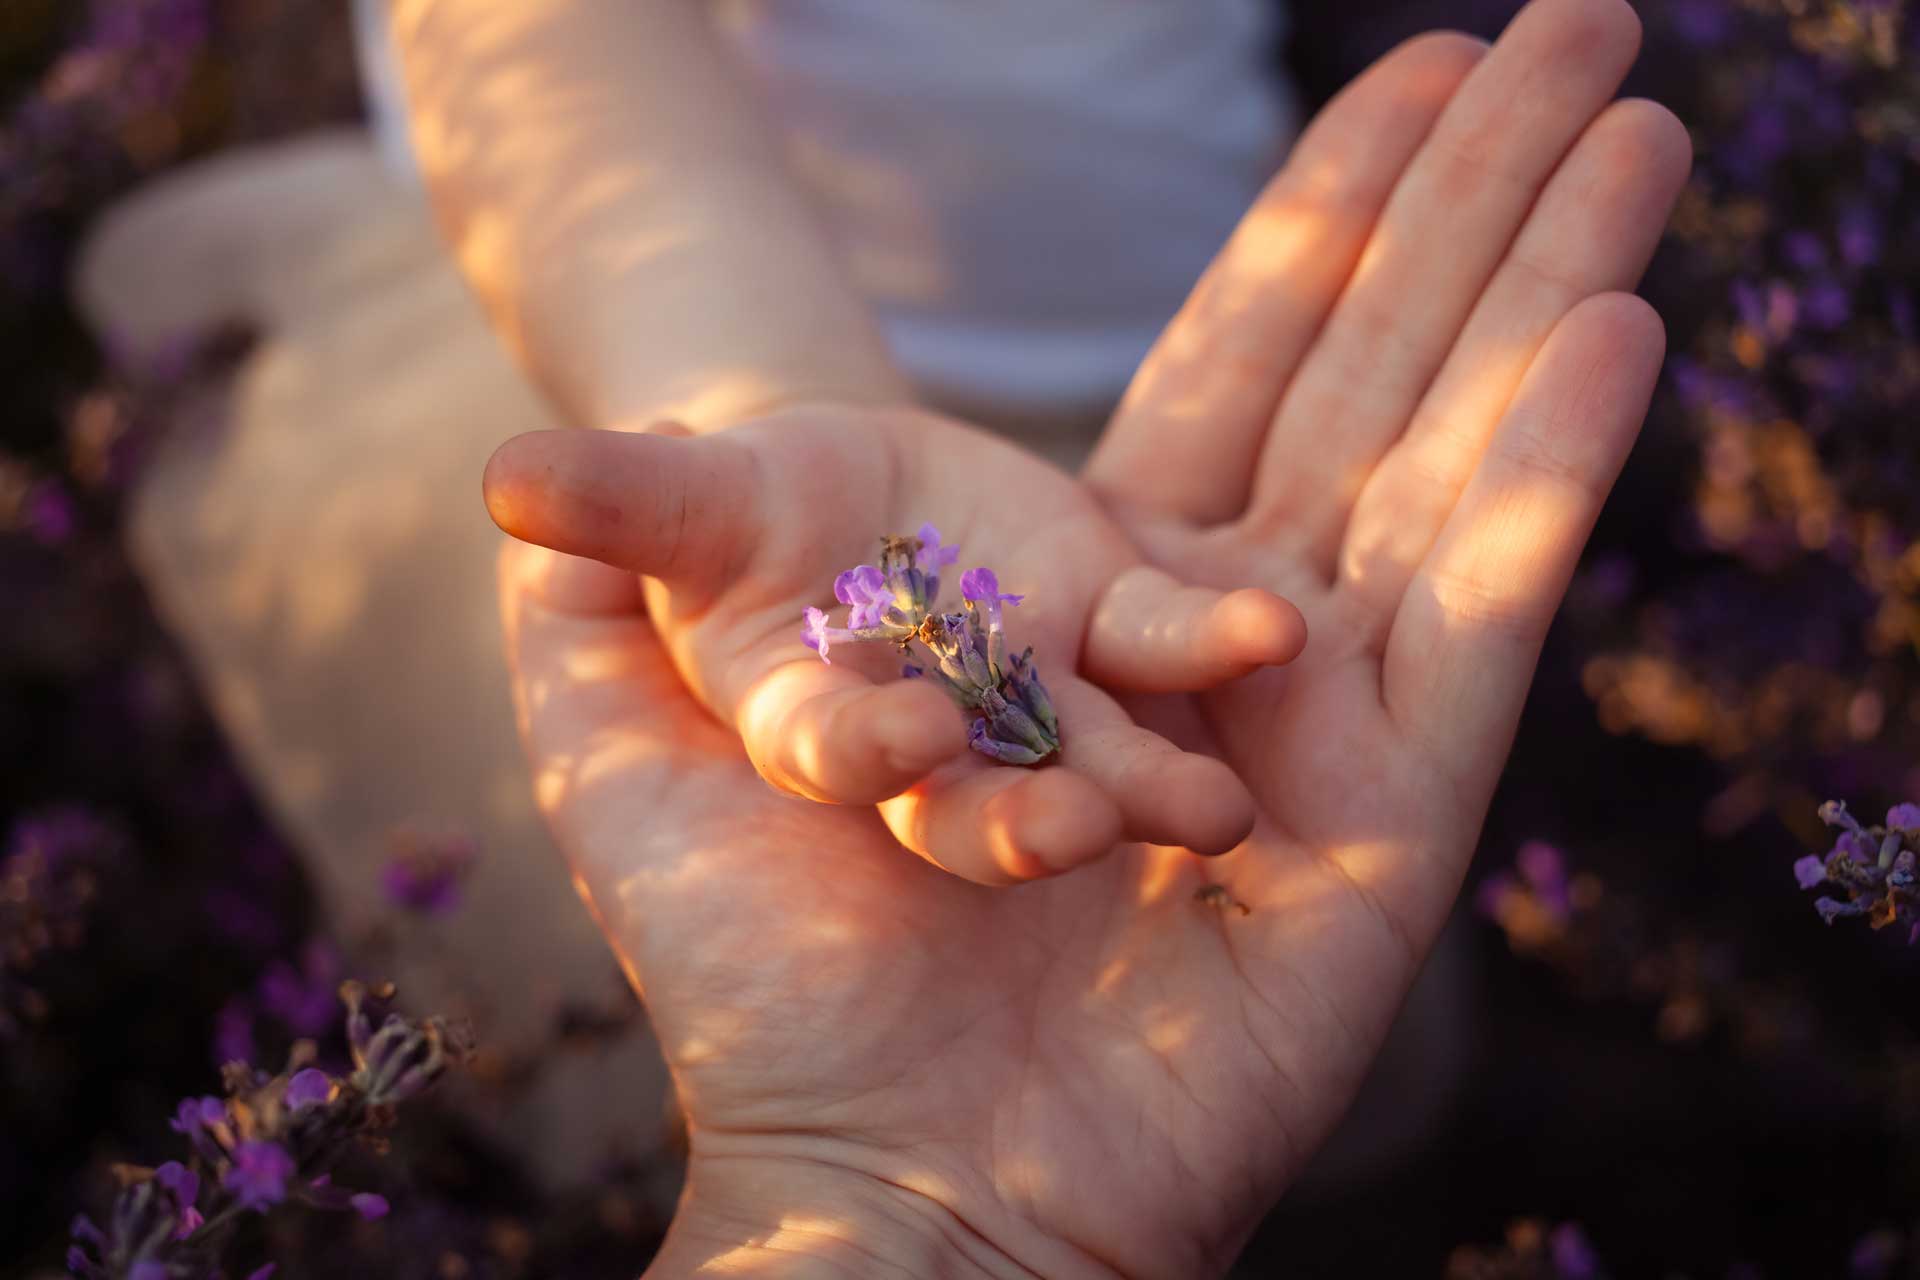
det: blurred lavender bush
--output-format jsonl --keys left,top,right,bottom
{"left": 2, "top": 0, "right": 1918, "bottom": 1276}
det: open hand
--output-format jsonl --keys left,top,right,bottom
{"left": 484, "top": 389, "right": 1309, "bottom": 885}
{"left": 493, "top": 0, "right": 1688, "bottom": 1274}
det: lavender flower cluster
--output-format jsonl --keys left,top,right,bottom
{"left": 1576, "top": 0, "right": 1920, "bottom": 804}
{"left": 1795, "top": 800, "right": 1920, "bottom": 938}
{"left": 801, "top": 525, "right": 1061, "bottom": 765}
{"left": 0, "top": 0, "right": 211, "bottom": 289}
{"left": 1444, "top": 1220, "right": 1603, "bottom": 1280}
{"left": 68, "top": 982, "right": 463, "bottom": 1280}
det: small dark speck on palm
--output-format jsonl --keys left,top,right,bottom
{"left": 1195, "top": 884, "right": 1250, "bottom": 917}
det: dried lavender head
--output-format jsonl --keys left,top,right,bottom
{"left": 343, "top": 980, "right": 455, "bottom": 1106}
{"left": 70, "top": 980, "right": 465, "bottom": 1279}
{"left": 1797, "top": 799, "right": 1920, "bottom": 941}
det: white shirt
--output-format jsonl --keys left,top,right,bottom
{"left": 355, "top": 0, "right": 1296, "bottom": 416}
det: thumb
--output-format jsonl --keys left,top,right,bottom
{"left": 483, "top": 427, "right": 763, "bottom": 592}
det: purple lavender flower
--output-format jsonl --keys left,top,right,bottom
{"left": 154, "top": 1162, "right": 202, "bottom": 1237}
{"left": 1783, "top": 230, "right": 1827, "bottom": 270}
{"left": 1802, "top": 279, "right": 1851, "bottom": 330}
{"left": 380, "top": 829, "right": 477, "bottom": 916}
{"left": 799, "top": 528, "right": 1061, "bottom": 763}
{"left": 69, "top": 1156, "right": 209, "bottom": 1277}
{"left": 1667, "top": 0, "right": 1730, "bottom": 47}
{"left": 223, "top": 1140, "right": 295, "bottom": 1212}
{"left": 1816, "top": 895, "right": 1867, "bottom": 924}
{"left": 834, "top": 564, "right": 894, "bottom": 631}
{"left": 961, "top": 567, "right": 1024, "bottom": 673}
{"left": 350, "top": 1192, "right": 390, "bottom": 1221}
{"left": 24, "top": 482, "right": 77, "bottom": 545}
{"left": 170, "top": 1095, "right": 224, "bottom": 1130}
{"left": 1837, "top": 830, "right": 1876, "bottom": 862}
{"left": 1794, "top": 854, "right": 1827, "bottom": 889}
{"left": 258, "top": 938, "right": 344, "bottom": 1037}
{"left": 801, "top": 606, "right": 841, "bottom": 663}
{"left": 169, "top": 1095, "right": 227, "bottom": 1153}
{"left": 212, "top": 998, "right": 255, "bottom": 1067}
{"left": 1802, "top": 801, "right": 1920, "bottom": 939}
{"left": 970, "top": 717, "right": 1047, "bottom": 766}
{"left": 344, "top": 980, "right": 459, "bottom": 1105}
{"left": 1517, "top": 841, "right": 1570, "bottom": 915}
{"left": 284, "top": 1067, "right": 332, "bottom": 1111}
{"left": 1548, "top": 1222, "right": 1600, "bottom": 1280}
{"left": 1837, "top": 204, "right": 1882, "bottom": 268}
{"left": 916, "top": 522, "right": 960, "bottom": 594}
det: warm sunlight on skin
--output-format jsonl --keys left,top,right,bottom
{"left": 486, "top": 408, "right": 1296, "bottom": 878}
{"left": 392, "top": 0, "right": 910, "bottom": 433}
{"left": 465, "top": 1, "right": 1688, "bottom": 1276}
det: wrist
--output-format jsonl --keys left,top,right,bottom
{"left": 642, "top": 1151, "right": 1039, "bottom": 1280}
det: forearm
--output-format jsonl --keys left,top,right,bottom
{"left": 388, "top": 0, "right": 906, "bottom": 431}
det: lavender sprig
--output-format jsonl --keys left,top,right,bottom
{"left": 801, "top": 525, "right": 1061, "bottom": 765}
{"left": 1794, "top": 800, "right": 1920, "bottom": 941}
{"left": 68, "top": 982, "right": 467, "bottom": 1280}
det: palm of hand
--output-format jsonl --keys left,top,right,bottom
{"left": 489, "top": 405, "right": 1296, "bottom": 879}
{"left": 498, "top": 2, "right": 1688, "bottom": 1275}
{"left": 508, "top": 544, "right": 1387, "bottom": 1277}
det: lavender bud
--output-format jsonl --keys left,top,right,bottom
{"left": 969, "top": 719, "right": 1048, "bottom": 766}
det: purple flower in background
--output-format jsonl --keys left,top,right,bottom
{"left": 350, "top": 1192, "right": 389, "bottom": 1221}
{"left": 1517, "top": 841, "right": 1574, "bottom": 921}
{"left": 1668, "top": 0, "right": 1731, "bottom": 47}
{"left": 1816, "top": 895, "right": 1866, "bottom": 924}
{"left": 1891, "top": 288, "right": 1916, "bottom": 340}
{"left": 1732, "top": 279, "right": 1797, "bottom": 343}
{"left": 1783, "top": 230, "right": 1827, "bottom": 271}
{"left": 246, "top": 1267, "right": 278, "bottom": 1280}
{"left": 154, "top": 1161, "right": 201, "bottom": 1237}
{"left": 284, "top": 1068, "right": 331, "bottom": 1111}
{"left": 1837, "top": 830, "right": 1876, "bottom": 862}
{"left": 169, "top": 1095, "right": 225, "bottom": 1137}
{"left": 1837, "top": 205, "right": 1882, "bottom": 269}
{"left": 258, "top": 938, "right": 343, "bottom": 1037}
{"left": 212, "top": 998, "right": 254, "bottom": 1067}
{"left": 1548, "top": 1222, "right": 1600, "bottom": 1280}
{"left": 1473, "top": 871, "right": 1515, "bottom": 922}
{"left": 380, "top": 829, "right": 478, "bottom": 916}
{"left": 1801, "top": 801, "right": 1920, "bottom": 939}
{"left": 1723, "top": 102, "right": 1790, "bottom": 183}
{"left": 1802, "top": 279, "right": 1851, "bottom": 330}
{"left": 24, "top": 482, "right": 77, "bottom": 545}
{"left": 223, "top": 1141, "right": 295, "bottom": 1212}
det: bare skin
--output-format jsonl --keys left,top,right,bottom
{"left": 482, "top": 0, "right": 1690, "bottom": 1274}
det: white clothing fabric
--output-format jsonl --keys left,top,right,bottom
{"left": 354, "top": 0, "right": 1296, "bottom": 415}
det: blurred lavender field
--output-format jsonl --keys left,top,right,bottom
{"left": 2, "top": 1, "right": 1917, "bottom": 1276}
